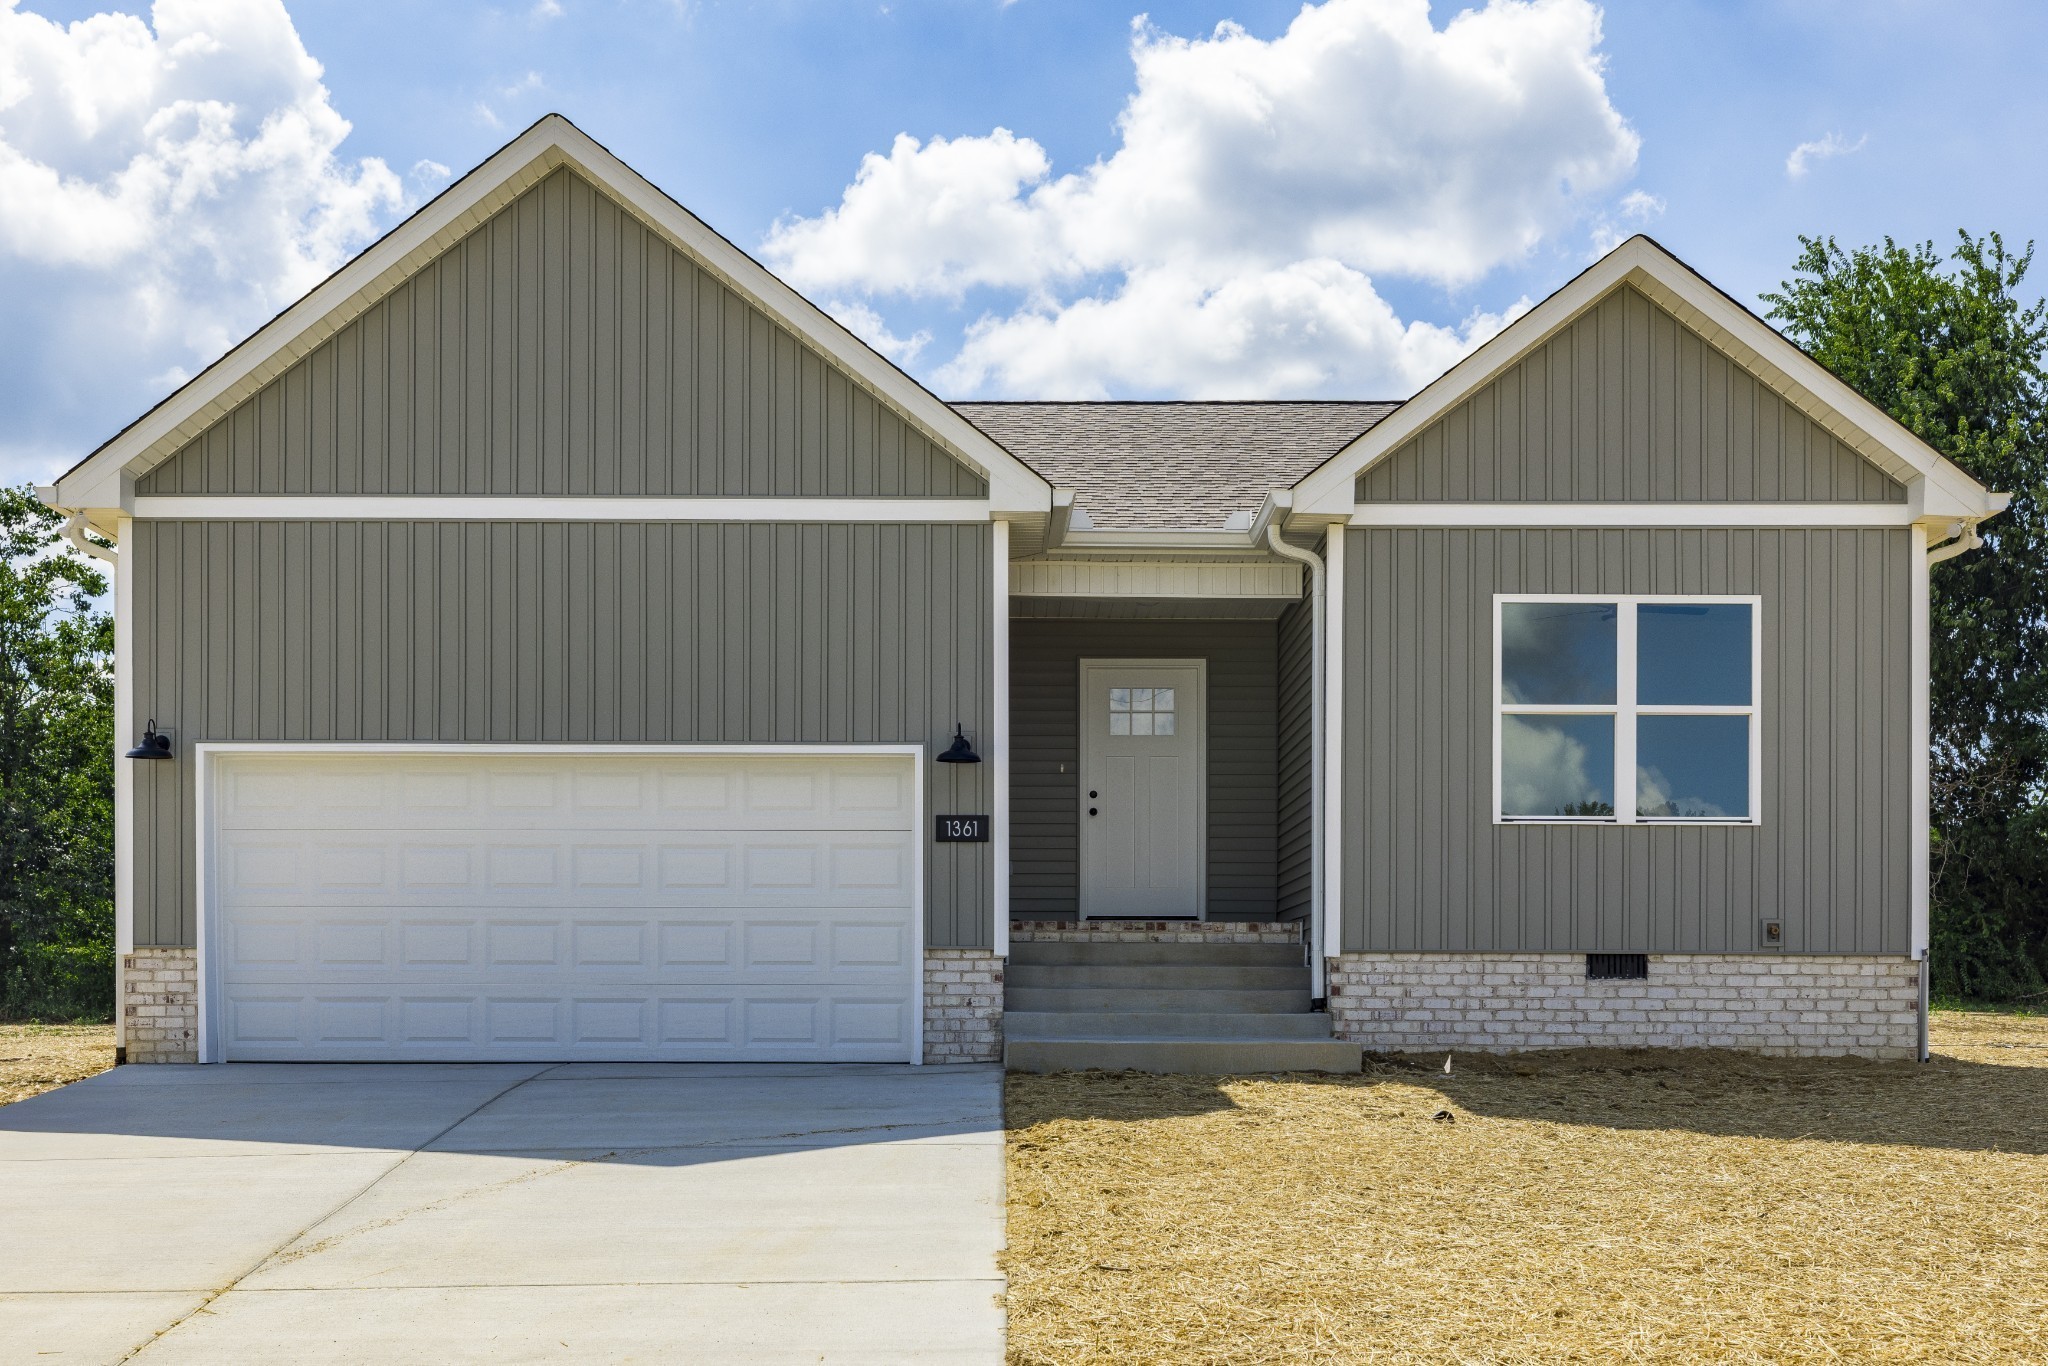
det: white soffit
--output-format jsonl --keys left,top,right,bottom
{"left": 1012, "top": 559, "right": 1303, "bottom": 599}
{"left": 1289, "top": 236, "right": 2002, "bottom": 523}
{"left": 53, "top": 115, "right": 1050, "bottom": 518}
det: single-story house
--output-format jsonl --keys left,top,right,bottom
{"left": 42, "top": 116, "right": 2004, "bottom": 1070}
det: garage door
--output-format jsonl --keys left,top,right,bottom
{"left": 208, "top": 751, "right": 920, "bottom": 1062}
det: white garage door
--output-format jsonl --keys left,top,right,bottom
{"left": 208, "top": 751, "right": 920, "bottom": 1062}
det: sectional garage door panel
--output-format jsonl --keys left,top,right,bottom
{"left": 210, "top": 753, "right": 919, "bottom": 1062}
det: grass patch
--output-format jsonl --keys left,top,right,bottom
{"left": 0, "top": 1023, "right": 115, "bottom": 1107}
{"left": 1004, "top": 1010, "right": 2048, "bottom": 1363}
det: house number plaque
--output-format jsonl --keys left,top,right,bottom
{"left": 935, "top": 815, "right": 991, "bottom": 842}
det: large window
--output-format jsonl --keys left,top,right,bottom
{"left": 1494, "top": 596, "right": 1761, "bottom": 824}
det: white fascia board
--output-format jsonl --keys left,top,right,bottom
{"left": 1291, "top": 237, "right": 2003, "bottom": 521}
{"left": 131, "top": 496, "right": 994, "bottom": 523}
{"left": 55, "top": 115, "right": 1050, "bottom": 519}
{"left": 1347, "top": 502, "right": 1927, "bottom": 528}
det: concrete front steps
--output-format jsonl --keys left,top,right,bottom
{"left": 1003, "top": 934, "right": 1361, "bottom": 1074}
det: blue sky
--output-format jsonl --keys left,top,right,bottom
{"left": 5, "top": 0, "right": 2046, "bottom": 483}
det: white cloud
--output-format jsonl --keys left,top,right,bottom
{"left": 826, "top": 298, "right": 932, "bottom": 365}
{"left": 766, "top": 0, "right": 1639, "bottom": 398}
{"left": 530, "top": 0, "right": 563, "bottom": 18}
{"left": 1590, "top": 185, "right": 1664, "bottom": 254}
{"left": 0, "top": 0, "right": 406, "bottom": 481}
{"left": 1785, "top": 131, "right": 1866, "bottom": 179}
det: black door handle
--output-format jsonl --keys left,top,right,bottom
{"left": 1088, "top": 807, "right": 1098, "bottom": 816}
{"left": 1089, "top": 790, "right": 1098, "bottom": 798}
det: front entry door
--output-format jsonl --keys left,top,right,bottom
{"left": 1079, "top": 660, "right": 1205, "bottom": 919}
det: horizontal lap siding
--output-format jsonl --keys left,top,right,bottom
{"left": 1342, "top": 527, "right": 1910, "bottom": 955}
{"left": 1357, "top": 288, "right": 1905, "bottom": 504}
{"left": 137, "top": 168, "right": 985, "bottom": 500}
{"left": 1011, "top": 620, "right": 1279, "bottom": 920}
{"left": 130, "top": 520, "right": 994, "bottom": 950}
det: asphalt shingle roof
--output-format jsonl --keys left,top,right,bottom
{"left": 951, "top": 400, "right": 1401, "bottom": 530}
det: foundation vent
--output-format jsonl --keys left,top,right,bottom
{"left": 1586, "top": 953, "right": 1649, "bottom": 981}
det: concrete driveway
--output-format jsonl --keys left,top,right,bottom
{"left": 0, "top": 1062, "right": 1005, "bottom": 1363}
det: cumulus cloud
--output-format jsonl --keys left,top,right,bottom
{"left": 0, "top": 0, "right": 405, "bottom": 481}
{"left": 1785, "top": 131, "right": 1866, "bottom": 179}
{"left": 766, "top": 0, "right": 1639, "bottom": 398}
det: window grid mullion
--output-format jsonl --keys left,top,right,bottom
{"left": 1616, "top": 602, "right": 1638, "bottom": 824}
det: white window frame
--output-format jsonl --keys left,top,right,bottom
{"left": 1492, "top": 594, "right": 1763, "bottom": 826}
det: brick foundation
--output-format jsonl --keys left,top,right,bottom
{"left": 1329, "top": 953, "right": 1920, "bottom": 1059}
{"left": 1009, "top": 919, "right": 1305, "bottom": 945}
{"left": 122, "top": 949, "right": 198, "bottom": 1063}
{"left": 924, "top": 949, "right": 1003, "bottom": 1063}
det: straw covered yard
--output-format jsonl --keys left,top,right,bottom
{"left": 1004, "top": 1010, "right": 2048, "bottom": 1364}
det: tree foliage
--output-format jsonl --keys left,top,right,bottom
{"left": 0, "top": 487, "right": 114, "bottom": 1020}
{"left": 1765, "top": 233, "right": 2048, "bottom": 1000}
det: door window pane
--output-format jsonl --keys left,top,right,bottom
{"left": 1109, "top": 712, "right": 1130, "bottom": 735}
{"left": 1109, "top": 688, "right": 1130, "bottom": 712}
{"left": 1500, "top": 714, "right": 1615, "bottom": 817}
{"left": 1131, "top": 711, "right": 1154, "bottom": 735}
{"left": 1501, "top": 602, "right": 1617, "bottom": 704}
{"left": 1639, "top": 604, "right": 1752, "bottom": 706}
{"left": 1154, "top": 688, "right": 1174, "bottom": 713}
{"left": 1154, "top": 712, "right": 1175, "bottom": 735}
{"left": 1636, "top": 715, "right": 1749, "bottom": 818}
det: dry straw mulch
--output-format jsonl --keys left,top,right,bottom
{"left": 1005, "top": 1011, "right": 2048, "bottom": 1364}
{"left": 0, "top": 1023, "right": 116, "bottom": 1107}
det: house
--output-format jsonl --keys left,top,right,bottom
{"left": 42, "top": 116, "right": 2005, "bottom": 1071}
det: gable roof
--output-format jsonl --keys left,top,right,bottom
{"left": 51, "top": 115, "right": 1051, "bottom": 518}
{"left": 1290, "top": 235, "right": 2006, "bottom": 523}
{"left": 954, "top": 401, "right": 1397, "bottom": 531}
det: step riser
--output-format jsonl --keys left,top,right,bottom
{"left": 1004, "top": 1010, "right": 1336, "bottom": 1041}
{"left": 1010, "top": 942, "right": 1306, "bottom": 967}
{"left": 1005, "top": 986, "right": 1312, "bottom": 1013}
{"left": 1006, "top": 1038, "right": 1361, "bottom": 1075}
{"left": 1006, "top": 964, "right": 1309, "bottom": 990}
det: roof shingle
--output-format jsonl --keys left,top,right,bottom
{"left": 951, "top": 400, "right": 1400, "bottom": 530}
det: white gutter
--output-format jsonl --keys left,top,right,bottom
{"left": 1261, "top": 513, "right": 1328, "bottom": 1000}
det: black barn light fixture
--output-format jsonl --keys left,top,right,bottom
{"left": 126, "top": 720, "right": 174, "bottom": 761}
{"left": 935, "top": 723, "right": 981, "bottom": 764}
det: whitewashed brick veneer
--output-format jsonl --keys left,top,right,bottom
{"left": 1009, "top": 920, "right": 1305, "bottom": 945}
{"left": 1329, "top": 954, "right": 1919, "bottom": 1060}
{"left": 924, "top": 949, "right": 1003, "bottom": 1063}
{"left": 122, "top": 949, "right": 199, "bottom": 1064}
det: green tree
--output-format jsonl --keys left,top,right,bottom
{"left": 0, "top": 486, "right": 114, "bottom": 1020}
{"left": 1765, "top": 234, "right": 2048, "bottom": 1000}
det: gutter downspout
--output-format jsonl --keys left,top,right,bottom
{"left": 1262, "top": 520, "right": 1327, "bottom": 1002}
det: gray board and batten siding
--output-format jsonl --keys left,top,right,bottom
{"left": 1011, "top": 619, "right": 1280, "bottom": 921}
{"left": 1342, "top": 525, "right": 1910, "bottom": 957}
{"left": 138, "top": 165, "right": 987, "bottom": 500}
{"left": 129, "top": 520, "right": 995, "bottom": 952}
{"left": 1356, "top": 286, "right": 1906, "bottom": 505}
{"left": 1275, "top": 590, "right": 1315, "bottom": 921}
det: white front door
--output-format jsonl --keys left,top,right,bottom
{"left": 1079, "top": 660, "right": 1204, "bottom": 918}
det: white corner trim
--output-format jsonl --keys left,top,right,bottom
{"left": 992, "top": 520, "right": 1012, "bottom": 958}
{"left": 132, "top": 496, "right": 994, "bottom": 524}
{"left": 1011, "top": 559, "right": 1303, "bottom": 599}
{"left": 112, "top": 517, "right": 133, "bottom": 1021}
{"left": 1321, "top": 529, "right": 1346, "bottom": 959}
{"left": 56, "top": 115, "right": 1050, "bottom": 518}
{"left": 1910, "top": 525, "right": 1931, "bottom": 957}
{"left": 190, "top": 742, "right": 929, "bottom": 1065}
{"left": 1290, "top": 237, "right": 2001, "bottom": 520}
{"left": 1348, "top": 502, "right": 1925, "bottom": 529}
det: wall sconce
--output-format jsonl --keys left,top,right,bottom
{"left": 935, "top": 723, "right": 981, "bottom": 764}
{"left": 126, "top": 720, "right": 174, "bottom": 761}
